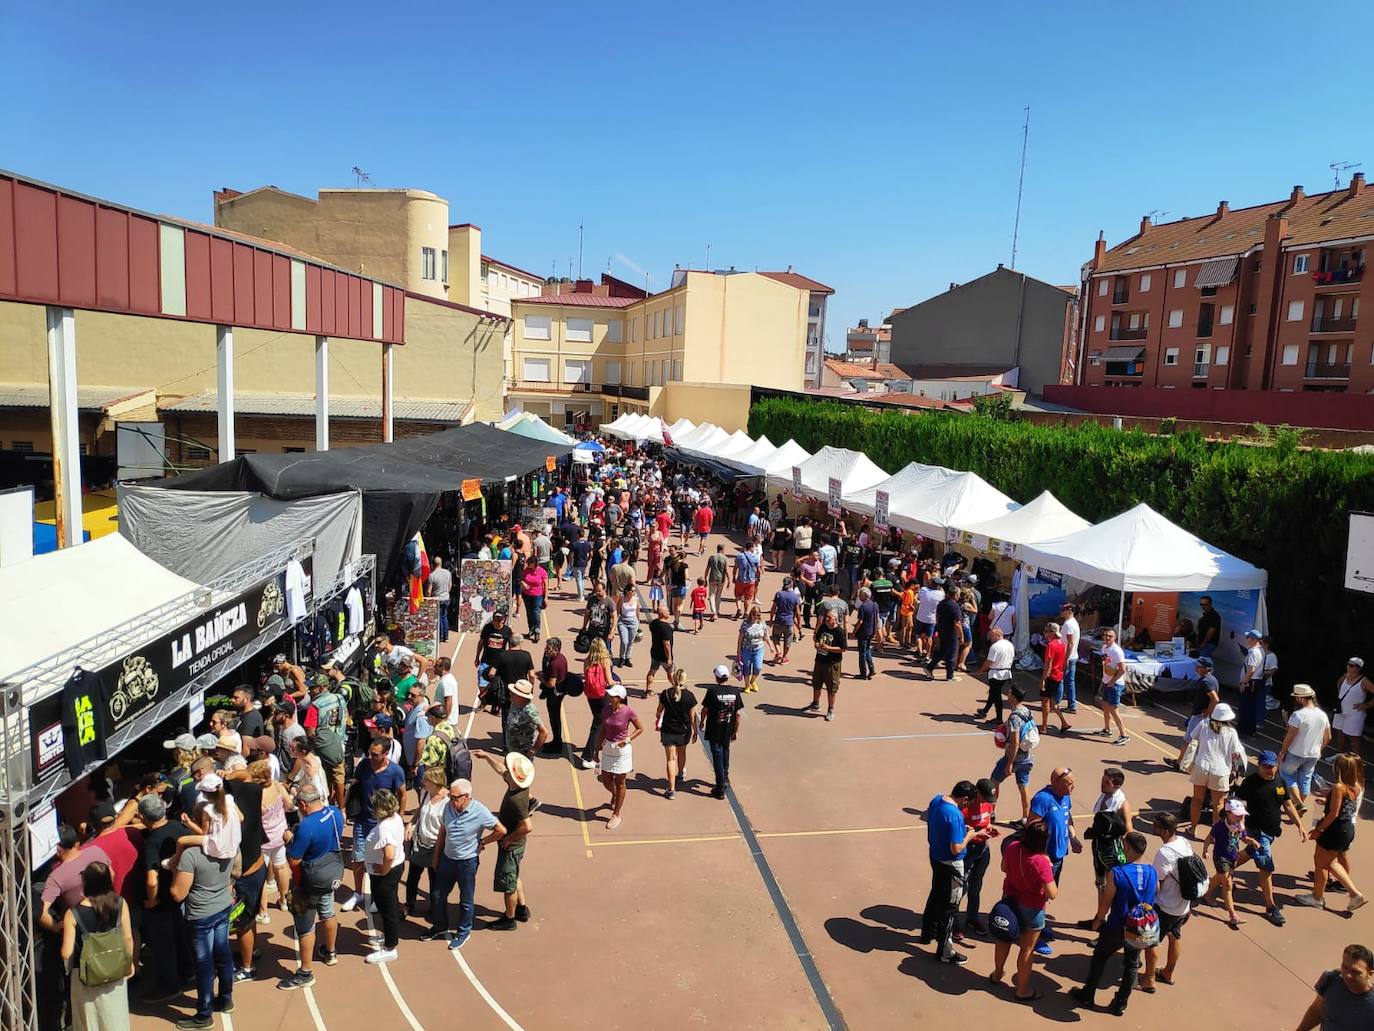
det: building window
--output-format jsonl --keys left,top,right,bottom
{"left": 1219, "top": 304, "right": 1234, "bottom": 325}
{"left": 187, "top": 445, "right": 211, "bottom": 460}
{"left": 565, "top": 359, "right": 591, "bottom": 384}
{"left": 523, "top": 357, "right": 551, "bottom": 382}
{"left": 1140, "top": 273, "right": 1152, "bottom": 292}
{"left": 805, "top": 354, "right": 817, "bottom": 376}
{"left": 1293, "top": 254, "right": 1309, "bottom": 274}
{"left": 10, "top": 440, "right": 34, "bottom": 452}
{"left": 1164, "top": 348, "right": 1179, "bottom": 366}
{"left": 606, "top": 320, "right": 623, "bottom": 343}
{"left": 1128, "top": 312, "right": 1142, "bottom": 330}
{"left": 1168, "top": 309, "right": 1183, "bottom": 328}
{"left": 1088, "top": 351, "right": 1101, "bottom": 365}
{"left": 421, "top": 247, "right": 437, "bottom": 280}
{"left": 1097, "top": 279, "right": 1108, "bottom": 297}
{"left": 441, "top": 250, "right": 448, "bottom": 284}
{"left": 1286, "top": 300, "right": 1304, "bottom": 322}
{"left": 630, "top": 318, "right": 638, "bottom": 342}
{"left": 480, "top": 264, "right": 488, "bottom": 282}
{"left": 672, "top": 358, "right": 682, "bottom": 381}
{"left": 1281, "top": 344, "right": 1299, "bottom": 366}
{"left": 1173, "top": 268, "right": 1187, "bottom": 289}
{"left": 1216, "top": 346, "right": 1229, "bottom": 366}
{"left": 525, "top": 314, "right": 551, "bottom": 340}
{"left": 283, "top": 447, "right": 306, "bottom": 453}
{"left": 1093, "top": 315, "right": 1105, "bottom": 333}
{"left": 605, "top": 361, "right": 621, "bottom": 384}
{"left": 567, "top": 318, "right": 593, "bottom": 343}
{"left": 651, "top": 311, "right": 661, "bottom": 338}
{"left": 675, "top": 305, "right": 684, "bottom": 335}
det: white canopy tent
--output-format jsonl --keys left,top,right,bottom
{"left": 672, "top": 422, "right": 720, "bottom": 451}
{"left": 666, "top": 418, "right": 696, "bottom": 439}
{"left": 681, "top": 425, "right": 731, "bottom": 456}
{"left": 888, "top": 471, "right": 1018, "bottom": 538}
{"left": 723, "top": 434, "right": 776, "bottom": 472}
{"left": 768, "top": 446, "right": 888, "bottom": 503}
{"left": 843, "top": 462, "right": 959, "bottom": 518}
{"left": 755, "top": 439, "right": 813, "bottom": 477}
{"left": 958, "top": 490, "right": 1089, "bottom": 552}
{"left": 600, "top": 413, "right": 642, "bottom": 439}
{"left": 708, "top": 430, "right": 755, "bottom": 461}
{"left": 501, "top": 411, "right": 577, "bottom": 446}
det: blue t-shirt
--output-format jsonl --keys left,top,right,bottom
{"left": 927, "top": 794, "right": 968, "bottom": 863}
{"left": 352, "top": 759, "right": 406, "bottom": 835}
{"left": 440, "top": 799, "right": 499, "bottom": 861}
{"left": 772, "top": 589, "right": 801, "bottom": 626}
{"left": 857, "top": 600, "right": 880, "bottom": 638}
{"left": 1106, "top": 862, "right": 1158, "bottom": 930}
{"left": 287, "top": 806, "right": 345, "bottom": 864}
{"left": 552, "top": 493, "right": 567, "bottom": 517}
{"left": 1030, "top": 787, "right": 1072, "bottom": 862}
{"left": 734, "top": 551, "right": 760, "bottom": 584}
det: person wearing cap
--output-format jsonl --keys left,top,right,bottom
{"left": 1279, "top": 684, "right": 1332, "bottom": 809}
{"left": 594, "top": 684, "right": 642, "bottom": 830}
{"left": 1234, "top": 749, "right": 1306, "bottom": 927}
{"left": 505, "top": 679, "right": 549, "bottom": 759}
{"left": 1184, "top": 656, "right": 1220, "bottom": 738}
{"left": 1333, "top": 657, "right": 1374, "bottom": 756}
{"left": 1237, "top": 628, "right": 1267, "bottom": 736}
{"left": 278, "top": 785, "right": 345, "bottom": 990}
{"left": 473, "top": 749, "right": 537, "bottom": 929}
{"left": 137, "top": 790, "right": 194, "bottom": 1001}
{"left": 272, "top": 695, "right": 305, "bottom": 777}
{"left": 1178, "top": 702, "right": 1245, "bottom": 835}
{"left": 302, "top": 672, "right": 347, "bottom": 809}
{"left": 162, "top": 733, "right": 201, "bottom": 819}
{"left": 1200, "top": 797, "right": 1259, "bottom": 930}
{"left": 698, "top": 665, "right": 743, "bottom": 799}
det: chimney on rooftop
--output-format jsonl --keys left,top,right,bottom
{"left": 1092, "top": 231, "right": 1106, "bottom": 269}
{"left": 787, "top": 264, "right": 793, "bottom": 273}
{"left": 1289, "top": 184, "right": 1305, "bottom": 206}
{"left": 1139, "top": 214, "right": 1152, "bottom": 235}
{"left": 1215, "top": 200, "right": 1229, "bottom": 219}
{"left": 1349, "top": 172, "right": 1366, "bottom": 199}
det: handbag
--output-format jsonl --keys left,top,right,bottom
{"left": 1178, "top": 737, "right": 1199, "bottom": 775}
{"left": 988, "top": 897, "right": 1021, "bottom": 943}
{"left": 573, "top": 630, "right": 591, "bottom": 655}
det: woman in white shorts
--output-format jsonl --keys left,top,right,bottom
{"left": 1178, "top": 702, "right": 1244, "bottom": 835}
{"left": 1333, "top": 658, "right": 1373, "bottom": 754}
{"left": 595, "top": 684, "right": 643, "bottom": 830}
{"left": 249, "top": 759, "right": 293, "bottom": 913}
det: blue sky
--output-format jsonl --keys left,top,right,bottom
{"left": 4, "top": 2, "right": 1371, "bottom": 351}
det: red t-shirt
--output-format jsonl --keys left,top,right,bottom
{"left": 690, "top": 586, "right": 708, "bottom": 612}
{"left": 1002, "top": 840, "right": 1055, "bottom": 910}
{"left": 90, "top": 827, "right": 144, "bottom": 904}
{"left": 693, "top": 507, "right": 714, "bottom": 533}
{"left": 962, "top": 800, "right": 995, "bottom": 833}
{"left": 1043, "top": 638, "right": 1066, "bottom": 681}
{"left": 655, "top": 511, "right": 672, "bottom": 535}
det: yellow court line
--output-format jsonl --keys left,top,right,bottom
{"left": 1124, "top": 726, "right": 1177, "bottom": 759}
{"left": 756, "top": 825, "right": 916, "bottom": 840}
{"left": 566, "top": 765, "right": 594, "bottom": 859}
{"left": 588, "top": 833, "right": 744, "bottom": 848}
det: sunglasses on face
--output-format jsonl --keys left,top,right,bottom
{"left": 449, "top": 793, "right": 469, "bottom": 801}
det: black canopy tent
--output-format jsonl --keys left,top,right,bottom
{"left": 163, "top": 424, "right": 571, "bottom": 585}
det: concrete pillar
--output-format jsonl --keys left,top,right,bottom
{"left": 216, "top": 325, "right": 235, "bottom": 461}
{"left": 45, "top": 307, "right": 81, "bottom": 548}
{"left": 315, "top": 336, "right": 329, "bottom": 451}
{"left": 381, "top": 343, "right": 394, "bottom": 443}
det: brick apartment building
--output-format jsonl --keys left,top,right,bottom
{"left": 1076, "top": 176, "right": 1373, "bottom": 398}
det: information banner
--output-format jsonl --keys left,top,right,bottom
{"left": 461, "top": 478, "right": 483, "bottom": 502}
{"left": 873, "top": 489, "right": 890, "bottom": 531}
{"left": 827, "top": 476, "right": 842, "bottom": 517}
{"left": 791, "top": 466, "right": 803, "bottom": 495}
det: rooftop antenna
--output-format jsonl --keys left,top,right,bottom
{"left": 705, "top": 243, "right": 711, "bottom": 269}
{"left": 1145, "top": 208, "right": 1170, "bottom": 224}
{"left": 351, "top": 166, "right": 371, "bottom": 187}
{"left": 577, "top": 220, "right": 584, "bottom": 279}
{"left": 1331, "top": 161, "right": 1362, "bottom": 189}
{"left": 1010, "top": 105, "right": 1030, "bottom": 269}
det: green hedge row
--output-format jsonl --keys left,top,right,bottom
{"left": 749, "top": 397, "right": 1374, "bottom": 691}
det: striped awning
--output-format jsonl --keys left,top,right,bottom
{"left": 1194, "top": 256, "right": 1239, "bottom": 289}
{"left": 1101, "top": 345, "right": 1146, "bottom": 361}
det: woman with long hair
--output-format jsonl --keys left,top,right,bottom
{"left": 578, "top": 637, "right": 615, "bottom": 770}
{"left": 616, "top": 585, "right": 640, "bottom": 668}
{"left": 1296, "top": 753, "right": 1366, "bottom": 912}
{"left": 249, "top": 760, "right": 293, "bottom": 915}
{"left": 736, "top": 605, "right": 767, "bottom": 693}
{"left": 595, "top": 684, "right": 643, "bottom": 830}
{"left": 363, "top": 788, "right": 405, "bottom": 963}
{"left": 990, "top": 820, "right": 1057, "bottom": 1002}
{"left": 656, "top": 668, "right": 698, "bottom": 798}
{"left": 61, "top": 860, "right": 133, "bottom": 1031}
{"left": 286, "top": 736, "right": 328, "bottom": 803}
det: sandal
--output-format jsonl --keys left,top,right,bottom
{"left": 1156, "top": 973, "right": 1175, "bottom": 986}
{"left": 1014, "top": 991, "right": 1044, "bottom": 1003}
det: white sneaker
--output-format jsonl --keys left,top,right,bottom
{"left": 1294, "top": 893, "right": 1324, "bottom": 908}
{"left": 340, "top": 892, "right": 363, "bottom": 913}
{"left": 365, "top": 948, "right": 398, "bottom": 965}
{"left": 1348, "top": 894, "right": 1368, "bottom": 913}
{"left": 255, "top": 912, "right": 271, "bottom": 925}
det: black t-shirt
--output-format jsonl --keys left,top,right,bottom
{"left": 61, "top": 668, "right": 109, "bottom": 776}
{"left": 671, "top": 562, "right": 689, "bottom": 589}
{"left": 1197, "top": 608, "right": 1220, "bottom": 646}
{"left": 491, "top": 648, "right": 535, "bottom": 688}
{"left": 236, "top": 707, "right": 265, "bottom": 741}
{"left": 571, "top": 539, "right": 592, "bottom": 569}
{"left": 226, "top": 780, "right": 264, "bottom": 868}
{"left": 701, "top": 684, "right": 743, "bottom": 744}
{"left": 142, "top": 822, "right": 183, "bottom": 906}
{"left": 1236, "top": 773, "right": 1288, "bottom": 838}
{"left": 585, "top": 597, "right": 613, "bottom": 630}
{"left": 935, "top": 596, "right": 961, "bottom": 635}
{"left": 658, "top": 689, "right": 697, "bottom": 736}
{"left": 814, "top": 624, "right": 846, "bottom": 664}
{"left": 479, "top": 623, "right": 514, "bottom": 666}
{"left": 650, "top": 619, "right": 675, "bottom": 662}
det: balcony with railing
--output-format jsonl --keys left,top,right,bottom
{"left": 1109, "top": 326, "right": 1148, "bottom": 341}
{"left": 1313, "top": 258, "right": 1364, "bottom": 287}
{"left": 1112, "top": 286, "right": 1130, "bottom": 304}
{"left": 1196, "top": 318, "right": 1214, "bottom": 338}
{"left": 1304, "top": 361, "right": 1351, "bottom": 379}
{"left": 601, "top": 383, "right": 650, "bottom": 401}
{"left": 1193, "top": 362, "right": 1210, "bottom": 378}
{"left": 1311, "top": 315, "right": 1358, "bottom": 333}
{"left": 509, "top": 378, "right": 598, "bottom": 394}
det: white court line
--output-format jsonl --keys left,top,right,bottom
{"left": 359, "top": 872, "right": 425, "bottom": 1031}
{"left": 450, "top": 950, "right": 526, "bottom": 1030}
{"left": 842, "top": 731, "right": 987, "bottom": 742}
{"left": 285, "top": 923, "right": 327, "bottom": 1031}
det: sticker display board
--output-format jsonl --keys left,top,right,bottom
{"left": 458, "top": 559, "right": 513, "bottom": 632}
{"left": 873, "top": 489, "right": 890, "bottom": 532}
{"left": 394, "top": 599, "right": 439, "bottom": 658}
{"left": 827, "top": 476, "right": 842, "bottom": 517}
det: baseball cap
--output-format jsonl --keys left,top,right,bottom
{"left": 89, "top": 801, "right": 116, "bottom": 825}
{"left": 275, "top": 696, "right": 298, "bottom": 718}
{"left": 199, "top": 773, "right": 224, "bottom": 792}
{"left": 163, "top": 732, "right": 198, "bottom": 751}
{"left": 1258, "top": 750, "right": 1279, "bottom": 767}
{"left": 1244, "top": 628, "right": 1261, "bottom": 639}
{"left": 713, "top": 664, "right": 731, "bottom": 680}
{"left": 1195, "top": 656, "right": 1215, "bottom": 669}
{"left": 1224, "top": 798, "right": 1248, "bottom": 816}
{"left": 272, "top": 653, "right": 288, "bottom": 665}
{"left": 372, "top": 714, "right": 394, "bottom": 731}
{"left": 195, "top": 733, "right": 220, "bottom": 751}
{"left": 606, "top": 684, "right": 627, "bottom": 700}
{"left": 1350, "top": 657, "right": 1365, "bottom": 669}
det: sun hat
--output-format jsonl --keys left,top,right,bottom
{"left": 195, "top": 733, "right": 220, "bottom": 751}
{"left": 505, "top": 752, "right": 535, "bottom": 789}
{"left": 508, "top": 679, "right": 535, "bottom": 701}
{"left": 163, "top": 732, "right": 198, "bottom": 751}
{"left": 606, "top": 684, "right": 627, "bottom": 700}
{"left": 1291, "top": 683, "right": 1316, "bottom": 699}
{"left": 215, "top": 732, "right": 242, "bottom": 752}
{"left": 1209, "top": 702, "right": 1236, "bottom": 722}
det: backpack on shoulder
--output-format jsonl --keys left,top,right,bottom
{"left": 1174, "top": 852, "right": 1210, "bottom": 902}
{"left": 73, "top": 905, "right": 132, "bottom": 987}
{"left": 1123, "top": 902, "right": 1161, "bottom": 950}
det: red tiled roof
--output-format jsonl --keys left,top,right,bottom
{"left": 825, "top": 359, "right": 906, "bottom": 380}
{"left": 863, "top": 393, "right": 953, "bottom": 411}
{"left": 482, "top": 253, "right": 543, "bottom": 283}
{"left": 759, "top": 271, "right": 834, "bottom": 294}
{"left": 514, "top": 293, "right": 638, "bottom": 309}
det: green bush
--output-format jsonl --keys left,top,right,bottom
{"left": 750, "top": 397, "right": 1374, "bottom": 694}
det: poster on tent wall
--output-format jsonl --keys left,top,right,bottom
{"left": 458, "top": 559, "right": 513, "bottom": 632}
{"left": 827, "top": 477, "right": 842, "bottom": 517}
{"left": 393, "top": 599, "right": 439, "bottom": 658}
{"left": 791, "top": 466, "right": 802, "bottom": 495}
{"left": 874, "top": 490, "right": 890, "bottom": 532}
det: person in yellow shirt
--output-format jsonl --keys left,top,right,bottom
{"left": 898, "top": 583, "right": 917, "bottom": 648}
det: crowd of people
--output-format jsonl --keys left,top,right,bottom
{"left": 32, "top": 434, "right": 1372, "bottom": 1031}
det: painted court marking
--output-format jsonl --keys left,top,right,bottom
{"left": 450, "top": 950, "right": 526, "bottom": 1030}
{"left": 841, "top": 730, "right": 986, "bottom": 742}
{"left": 360, "top": 873, "right": 426, "bottom": 1031}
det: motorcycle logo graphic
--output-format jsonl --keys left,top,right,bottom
{"left": 257, "top": 581, "right": 284, "bottom": 628}
{"left": 109, "top": 655, "right": 159, "bottom": 722}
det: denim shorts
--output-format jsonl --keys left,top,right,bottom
{"left": 1280, "top": 754, "right": 1319, "bottom": 796}
{"left": 352, "top": 831, "right": 370, "bottom": 863}
{"left": 991, "top": 754, "right": 1034, "bottom": 787}
{"left": 1016, "top": 903, "right": 1047, "bottom": 931}
{"left": 1102, "top": 683, "right": 1124, "bottom": 707}
{"left": 915, "top": 620, "right": 934, "bottom": 636}
{"left": 1248, "top": 831, "right": 1276, "bottom": 873}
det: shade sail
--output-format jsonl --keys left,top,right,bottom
{"left": 768, "top": 446, "right": 887, "bottom": 501}
{"left": 1017, "top": 503, "right": 1268, "bottom": 592}
{"left": 722, "top": 435, "right": 775, "bottom": 472}
{"left": 844, "top": 462, "right": 959, "bottom": 517}
{"left": 957, "top": 490, "right": 1089, "bottom": 550}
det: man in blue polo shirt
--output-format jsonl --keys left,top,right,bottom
{"left": 1071, "top": 831, "right": 1158, "bottom": 1016}
{"left": 426, "top": 778, "right": 506, "bottom": 951}
{"left": 278, "top": 786, "right": 345, "bottom": 991}
{"left": 921, "top": 781, "right": 978, "bottom": 965}
{"left": 1028, "top": 767, "right": 1082, "bottom": 956}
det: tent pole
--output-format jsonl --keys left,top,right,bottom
{"left": 1116, "top": 590, "right": 1125, "bottom": 636}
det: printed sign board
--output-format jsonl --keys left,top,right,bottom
{"left": 827, "top": 476, "right": 842, "bottom": 517}
{"left": 873, "top": 489, "right": 890, "bottom": 531}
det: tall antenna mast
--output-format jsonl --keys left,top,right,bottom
{"left": 705, "top": 243, "right": 711, "bottom": 269}
{"left": 1010, "top": 105, "right": 1030, "bottom": 269}
{"left": 1331, "top": 160, "right": 1362, "bottom": 189}
{"left": 351, "top": 166, "right": 371, "bottom": 188}
{"left": 577, "top": 220, "right": 584, "bottom": 279}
